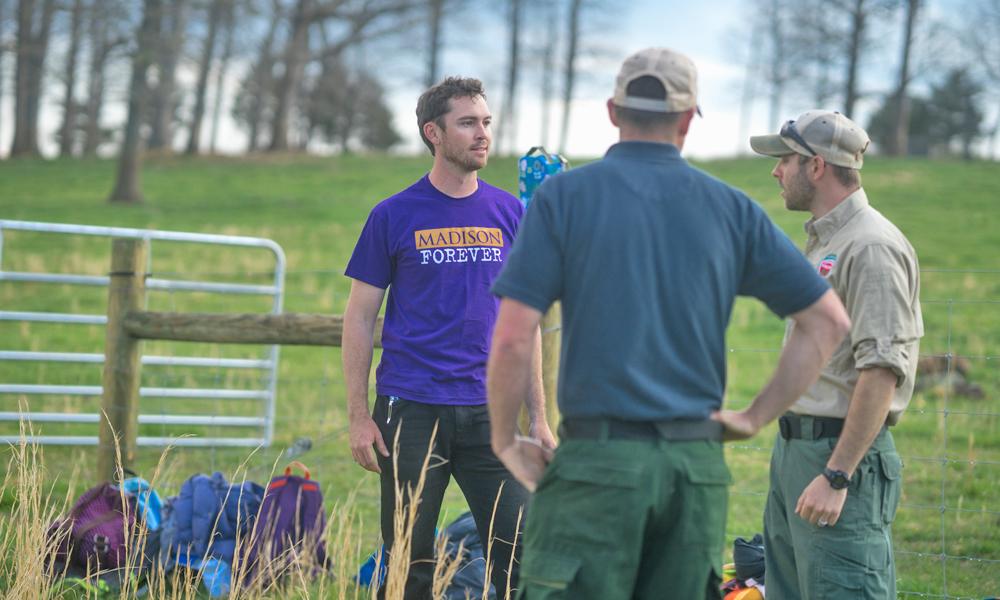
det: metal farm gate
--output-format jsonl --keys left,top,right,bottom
{"left": 0, "top": 220, "right": 286, "bottom": 448}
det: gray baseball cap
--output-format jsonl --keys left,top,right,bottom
{"left": 750, "top": 110, "right": 871, "bottom": 169}
{"left": 613, "top": 48, "right": 699, "bottom": 114}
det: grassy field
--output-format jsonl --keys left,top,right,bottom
{"left": 1, "top": 152, "right": 997, "bottom": 598}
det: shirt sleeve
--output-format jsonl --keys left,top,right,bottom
{"left": 491, "top": 184, "right": 563, "bottom": 313}
{"left": 845, "top": 243, "right": 921, "bottom": 384}
{"left": 344, "top": 206, "right": 392, "bottom": 289}
{"left": 738, "top": 202, "right": 829, "bottom": 318}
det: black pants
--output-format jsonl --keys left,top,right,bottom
{"left": 373, "top": 395, "right": 529, "bottom": 600}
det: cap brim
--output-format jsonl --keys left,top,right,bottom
{"left": 749, "top": 134, "right": 795, "bottom": 157}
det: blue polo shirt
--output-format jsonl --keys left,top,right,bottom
{"left": 492, "top": 142, "right": 828, "bottom": 421}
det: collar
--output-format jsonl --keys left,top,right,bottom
{"left": 605, "top": 141, "right": 683, "bottom": 164}
{"left": 804, "top": 188, "right": 869, "bottom": 245}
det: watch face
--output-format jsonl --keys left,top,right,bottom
{"left": 824, "top": 468, "right": 850, "bottom": 490}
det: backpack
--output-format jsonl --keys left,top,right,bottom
{"left": 46, "top": 480, "right": 159, "bottom": 586}
{"left": 242, "top": 461, "right": 329, "bottom": 587}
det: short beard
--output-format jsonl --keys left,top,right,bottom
{"left": 784, "top": 168, "right": 815, "bottom": 211}
{"left": 441, "top": 138, "right": 487, "bottom": 173}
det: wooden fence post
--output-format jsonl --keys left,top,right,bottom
{"left": 98, "top": 238, "right": 147, "bottom": 481}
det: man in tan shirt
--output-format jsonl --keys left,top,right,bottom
{"left": 748, "top": 111, "right": 923, "bottom": 598}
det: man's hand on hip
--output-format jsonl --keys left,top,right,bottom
{"left": 711, "top": 409, "right": 761, "bottom": 441}
{"left": 349, "top": 415, "right": 389, "bottom": 473}
{"left": 529, "top": 419, "right": 558, "bottom": 450}
{"left": 495, "top": 435, "right": 555, "bottom": 492}
{"left": 796, "top": 474, "right": 848, "bottom": 527}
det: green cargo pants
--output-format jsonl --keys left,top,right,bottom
{"left": 764, "top": 426, "right": 903, "bottom": 599}
{"left": 515, "top": 437, "right": 731, "bottom": 600}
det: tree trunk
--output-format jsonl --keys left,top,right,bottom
{"left": 186, "top": 0, "right": 224, "bottom": 155}
{"left": 0, "top": 0, "right": 7, "bottom": 149}
{"left": 497, "top": 0, "right": 522, "bottom": 155}
{"left": 738, "top": 26, "right": 760, "bottom": 152}
{"left": 247, "top": 0, "right": 282, "bottom": 152}
{"left": 148, "top": 0, "right": 187, "bottom": 152}
{"left": 842, "top": 0, "right": 866, "bottom": 118}
{"left": 889, "top": 0, "right": 919, "bottom": 156}
{"left": 58, "top": 0, "right": 85, "bottom": 157}
{"left": 425, "top": 0, "right": 443, "bottom": 87}
{"left": 767, "top": 0, "right": 785, "bottom": 131}
{"left": 107, "top": 0, "right": 161, "bottom": 204}
{"left": 538, "top": 1, "right": 557, "bottom": 148}
{"left": 11, "top": 0, "right": 57, "bottom": 157}
{"left": 268, "top": 0, "right": 312, "bottom": 152}
{"left": 82, "top": 0, "right": 110, "bottom": 156}
{"left": 209, "top": 0, "right": 236, "bottom": 154}
{"left": 557, "top": 0, "right": 581, "bottom": 155}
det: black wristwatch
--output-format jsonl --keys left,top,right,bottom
{"left": 822, "top": 467, "right": 851, "bottom": 490}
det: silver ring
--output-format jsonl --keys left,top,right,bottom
{"left": 818, "top": 519, "right": 829, "bottom": 527}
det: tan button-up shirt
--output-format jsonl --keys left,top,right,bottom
{"left": 786, "top": 188, "right": 923, "bottom": 424}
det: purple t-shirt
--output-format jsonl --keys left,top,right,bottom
{"left": 345, "top": 175, "right": 524, "bottom": 405}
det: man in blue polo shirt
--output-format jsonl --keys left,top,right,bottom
{"left": 487, "top": 48, "right": 851, "bottom": 598}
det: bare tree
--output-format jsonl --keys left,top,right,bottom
{"left": 237, "top": 0, "right": 283, "bottom": 151}
{"left": 537, "top": 1, "right": 558, "bottom": 148}
{"left": 496, "top": 0, "right": 522, "bottom": 155}
{"left": 147, "top": 0, "right": 187, "bottom": 152}
{"left": 965, "top": 0, "right": 1000, "bottom": 157}
{"left": 108, "top": 0, "right": 161, "bottom": 204}
{"left": 186, "top": 0, "right": 227, "bottom": 155}
{"left": 268, "top": 0, "right": 416, "bottom": 152}
{"left": 0, "top": 0, "right": 9, "bottom": 149}
{"left": 888, "top": 0, "right": 920, "bottom": 155}
{"left": 81, "top": 0, "right": 129, "bottom": 156}
{"left": 10, "top": 0, "right": 57, "bottom": 157}
{"left": 556, "top": 0, "right": 581, "bottom": 154}
{"left": 268, "top": 0, "right": 311, "bottom": 151}
{"left": 425, "top": 0, "right": 443, "bottom": 87}
{"left": 209, "top": 0, "right": 237, "bottom": 153}
{"left": 57, "top": 0, "right": 85, "bottom": 157}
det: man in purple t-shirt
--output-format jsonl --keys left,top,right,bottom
{"left": 342, "top": 77, "right": 553, "bottom": 599}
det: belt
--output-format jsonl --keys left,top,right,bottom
{"left": 778, "top": 413, "right": 852, "bottom": 440}
{"left": 559, "top": 418, "right": 723, "bottom": 442}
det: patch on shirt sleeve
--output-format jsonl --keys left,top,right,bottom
{"left": 818, "top": 253, "right": 838, "bottom": 278}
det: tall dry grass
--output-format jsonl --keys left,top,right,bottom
{"left": 0, "top": 418, "right": 519, "bottom": 599}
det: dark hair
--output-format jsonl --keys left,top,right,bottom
{"left": 797, "top": 154, "right": 861, "bottom": 187}
{"left": 614, "top": 76, "right": 681, "bottom": 128}
{"left": 415, "top": 77, "right": 486, "bottom": 155}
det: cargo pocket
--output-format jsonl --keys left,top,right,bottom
{"left": 816, "top": 562, "right": 866, "bottom": 594}
{"left": 878, "top": 451, "right": 903, "bottom": 525}
{"left": 531, "top": 459, "right": 641, "bottom": 547}
{"left": 516, "top": 552, "right": 581, "bottom": 599}
{"left": 681, "top": 458, "right": 732, "bottom": 548}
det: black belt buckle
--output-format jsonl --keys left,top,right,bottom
{"left": 778, "top": 415, "right": 792, "bottom": 440}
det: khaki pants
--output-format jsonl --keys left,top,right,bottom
{"left": 516, "top": 437, "right": 731, "bottom": 599}
{"left": 764, "top": 428, "right": 903, "bottom": 599}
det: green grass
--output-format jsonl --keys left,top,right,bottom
{"left": 1, "top": 152, "right": 998, "bottom": 598}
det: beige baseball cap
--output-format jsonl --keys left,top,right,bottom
{"left": 750, "top": 110, "right": 871, "bottom": 169}
{"left": 613, "top": 48, "right": 700, "bottom": 114}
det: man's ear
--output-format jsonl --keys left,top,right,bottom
{"left": 809, "top": 155, "right": 827, "bottom": 182}
{"left": 676, "top": 107, "right": 696, "bottom": 137}
{"left": 423, "top": 120, "right": 441, "bottom": 147}
{"left": 606, "top": 98, "right": 619, "bottom": 127}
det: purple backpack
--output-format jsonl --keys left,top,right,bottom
{"left": 47, "top": 482, "right": 140, "bottom": 576}
{"left": 242, "top": 461, "right": 329, "bottom": 587}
